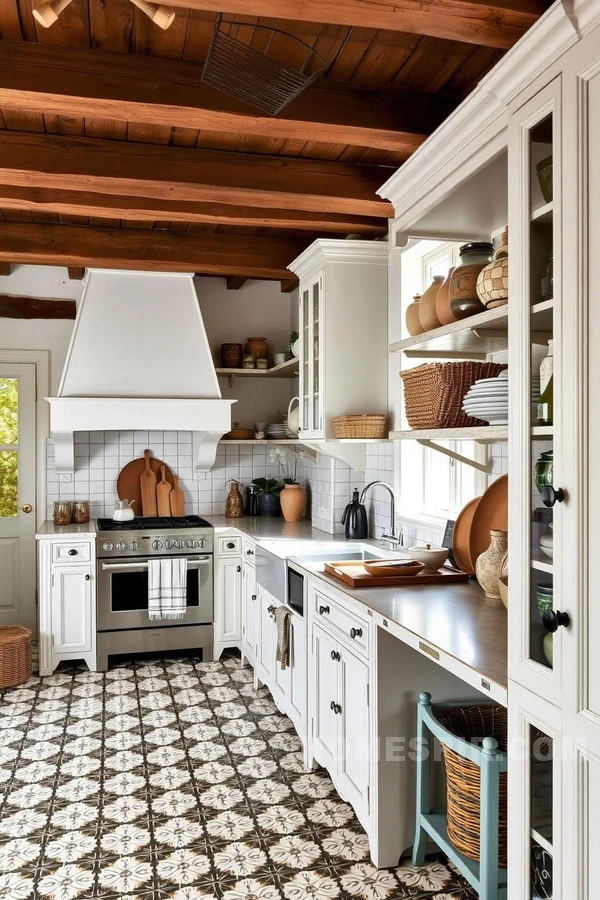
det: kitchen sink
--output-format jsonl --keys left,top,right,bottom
{"left": 292, "top": 548, "right": 392, "bottom": 564}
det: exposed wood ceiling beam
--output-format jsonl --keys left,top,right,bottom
{"left": 0, "top": 222, "right": 308, "bottom": 279}
{"left": 67, "top": 267, "right": 85, "bottom": 280}
{"left": 0, "top": 295, "right": 76, "bottom": 319}
{"left": 280, "top": 280, "right": 298, "bottom": 294}
{"left": 0, "top": 264, "right": 12, "bottom": 276}
{"left": 0, "top": 133, "right": 393, "bottom": 218}
{"left": 0, "top": 41, "right": 451, "bottom": 153}
{"left": 0, "top": 185, "right": 388, "bottom": 236}
{"left": 226, "top": 277, "right": 248, "bottom": 290}
{"left": 149, "top": 0, "right": 546, "bottom": 49}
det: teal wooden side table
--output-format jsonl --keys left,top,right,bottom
{"left": 412, "top": 692, "right": 508, "bottom": 900}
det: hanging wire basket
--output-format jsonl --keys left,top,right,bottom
{"left": 201, "top": 17, "right": 328, "bottom": 116}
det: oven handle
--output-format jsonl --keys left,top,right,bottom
{"left": 101, "top": 557, "right": 211, "bottom": 572}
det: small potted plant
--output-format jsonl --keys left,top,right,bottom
{"left": 252, "top": 477, "right": 282, "bottom": 518}
{"left": 270, "top": 448, "right": 306, "bottom": 522}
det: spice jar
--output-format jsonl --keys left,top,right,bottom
{"left": 53, "top": 501, "right": 73, "bottom": 526}
{"left": 243, "top": 354, "right": 255, "bottom": 369}
{"left": 449, "top": 242, "right": 494, "bottom": 320}
{"left": 72, "top": 501, "right": 90, "bottom": 524}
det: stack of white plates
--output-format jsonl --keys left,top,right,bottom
{"left": 266, "top": 424, "right": 290, "bottom": 439}
{"left": 462, "top": 370, "right": 509, "bottom": 425}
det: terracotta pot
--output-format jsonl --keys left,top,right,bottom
{"left": 450, "top": 264, "right": 488, "bottom": 319}
{"left": 225, "top": 481, "right": 244, "bottom": 518}
{"left": 220, "top": 343, "right": 243, "bottom": 368}
{"left": 476, "top": 227, "right": 509, "bottom": 309}
{"left": 435, "top": 267, "right": 456, "bottom": 326}
{"left": 245, "top": 336, "right": 268, "bottom": 361}
{"left": 475, "top": 529, "right": 508, "bottom": 599}
{"left": 418, "top": 276, "right": 444, "bottom": 332}
{"left": 280, "top": 483, "right": 306, "bottom": 523}
{"left": 405, "top": 294, "right": 424, "bottom": 336}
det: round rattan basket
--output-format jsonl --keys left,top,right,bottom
{"left": 438, "top": 704, "right": 508, "bottom": 867}
{"left": 0, "top": 625, "right": 32, "bottom": 689}
{"left": 332, "top": 415, "right": 387, "bottom": 439}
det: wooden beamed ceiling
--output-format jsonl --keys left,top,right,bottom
{"left": 0, "top": 0, "right": 552, "bottom": 280}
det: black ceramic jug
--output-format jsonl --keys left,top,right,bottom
{"left": 341, "top": 489, "right": 368, "bottom": 540}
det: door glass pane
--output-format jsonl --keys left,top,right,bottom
{"left": 0, "top": 450, "right": 18, "bottom": 517}
{"left": 530, "top": 726, "right": 553, "bottom": 898}
{"left": 0, "top": 378, "right": 18, "bottom": 445}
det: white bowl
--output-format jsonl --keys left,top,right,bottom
{"left": 408, "top": 545, "right": 449, "bottom": 572}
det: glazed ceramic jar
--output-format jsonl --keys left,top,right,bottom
{"left": 535, "top": 450, "right": 553, "bottom": 495}
{"left": 435, "top": 268, "right": 455, "bottom": 326}
{"left": 245, "top": 337, "right": 268, "bottom": 361}
{"left": 449, "top": 242, "right": 494, "bottom": 320}
{"left": 476, "top": 227, "right": 508, "bottom": 309}
{"left": 536, "top": 582, "right": 554, "bottom": 616}
{"left": 418, "top": 276, "right": 444, "bottom": 332}
{"left": 475, "top": 529, "right": 508, "bottom": 599}
{"left": 405, "top": 294, "right": 423, "bottom": 336}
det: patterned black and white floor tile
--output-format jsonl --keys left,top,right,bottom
{"left": 0, "top": 655, "right": 478, "bottom": 900}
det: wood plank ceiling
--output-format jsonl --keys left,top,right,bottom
{"left": 0, "top": 0, "right": 552, "bottom": 284}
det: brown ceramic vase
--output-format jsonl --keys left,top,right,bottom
{"left": 245, "top": 337, "right": 268, "bottom": 361}
{"left": 418, "top": 276, "right": 444, "bottom": 332}
{"left": 435, "top": 267, "right": 456, "bottom": 326}
{"left": 405, "top": 294, "right": 424, "bottom": 336}
{"left": 280, "top": 483, "right": 306, "bottom": 523}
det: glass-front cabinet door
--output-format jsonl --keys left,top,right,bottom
{"left": 298, "top": 271, "right": 323, "bottom": 439}
{"left": 508, "top": 76, "right": 563, "bottom": 705}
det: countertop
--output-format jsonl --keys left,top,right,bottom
{"left": 36, "top": 521, "right": 97, "bottom": 538}
{"left": 211, "top": 516, "right": 332, "bottom": 541}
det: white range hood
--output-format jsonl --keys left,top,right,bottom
{"left": 47, "top": 269, "right": 235, "bottom": 473}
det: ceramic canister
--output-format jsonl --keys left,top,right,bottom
{"left": 405, "top": 294, "right": 424, "bottom": 336}
{"left": 418, "top": 276, "right": 444, "bottom": 332}
{"left": 450, "top": 242, "right": 494, "bottom": 320}
{"left": 435, "top": 268, "right": 456, "bottom": 326}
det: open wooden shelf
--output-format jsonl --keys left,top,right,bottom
{"left": 220, "top": 439, "right": 301, "bottom": 445}
{"left": 531, "top": 200, "right": 553, "bottom": 224}
{"left": 390, "top": 426, "right": 508, "bottom": 442}
{"left": 216, "top": 358, "right": 299, "bottom": 383}
{"left": 532, "top": 557, "right": 553, "bottom": 575}
{"left": 532, "top": 425, "right": 554, "bottom": 438}
{"left": 389, "top": 300, "right": 552, "bottom": 359}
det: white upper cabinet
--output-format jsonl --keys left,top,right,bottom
{"left": 288, "top": 240, "right": 388, "bottom": 441}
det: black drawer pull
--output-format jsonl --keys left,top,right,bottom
{"left": 226, "top": 542, "right": 236, "bottom": 549}
{"left": 318, "top": 605, "right": 330, "bottom": 615}
{"left": 330, "top": 650, "right": 341, "bottom": 662}
{"left": 246, "top": 549, "right": 254, "bottom": 556}
{"left": 350, "top": 627, "right": 363, "bottom": 640}
{"left": 330, "top": 701, "right": 342, "bottom": 715}
{"left": 68, "top": 549, "right": 78, "bottom": 556}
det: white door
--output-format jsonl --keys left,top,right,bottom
{"left": 258, "top": 588, "right": 277, "bottom": 682}
{"left": 241, "top": 563, "right": 257, "bottom": 662}
{"left": 311, "top": 623, "right": 339, "bottom": 770}
{"left": 339, "top": 646, "right": 370, "bottom": 815}
{"left": 0, "top": 363, "right": 36, "bottom": 631}
{"left": 288, "top": 612, "right": 306, "bottom": 731}
{"left": 216, "top": 557, "right": 242, "bottom": 644}
{"left": 51, "top": 564, "right": 93, "bottom": 654}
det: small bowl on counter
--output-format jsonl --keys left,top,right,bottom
{"left": 363, "top": 559, "right": 425, "bottom": 578}
{"left": 408, "top": 544, "right": 449, "bottom": 572}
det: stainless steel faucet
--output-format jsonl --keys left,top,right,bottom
{"left": 359, "top": 481, "right": 402, "bottom": 550}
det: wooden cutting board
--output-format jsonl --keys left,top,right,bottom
{"left": 324, "top": 560, "right": 470, "bottom": 589}
{"left": 156, "top": 465, "right": 172, "bottom": 516}
{"left": 170, "top": 476, "right": 185, "bottom": 517}
{"left": 140, "top": 449, "right": 158, "bottom": 516}
{"left": 117, "top": 451, "right": 174, "bottom": 516}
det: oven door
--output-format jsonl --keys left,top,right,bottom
{"left": 97, "top": 554, "right": 213, "bottom": 631}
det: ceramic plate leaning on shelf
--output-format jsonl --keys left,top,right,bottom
{"left": 452, "top": 495, "right": 482, "bottom": 575}
{"left": 469, "top": 474, "right": 508, "bottom": 564}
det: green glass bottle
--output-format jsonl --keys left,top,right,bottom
{"left": 537, "top": 374, "right": 553, "bottom": 425}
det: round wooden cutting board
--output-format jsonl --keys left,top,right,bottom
{"left": 469, "top": 474, "right": 508, "bottom": 566}
{"left": 116, "top": 453, "right": 175, "bottom": 515}
{"left": 452, "top": 495, "right": 481, "bottom": 575}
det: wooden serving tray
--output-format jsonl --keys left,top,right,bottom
{"left": 324, "top": 560, "right": 470, "bottom": 588}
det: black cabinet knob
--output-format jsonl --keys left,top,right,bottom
{"left": 541, "top": 485, "right": 565, "bottom": 508}
{"left": 227, "top": 542, "right": 235, "bottom": 549}
{"left": 252, "top": 594, "right": 257, "bottom": 601}
{"left": 318, "top": 605, "right": 330, "bottom": 615}
{"left": 330, "top": 701, "right": 341, "bottom": 715}
{"left": 330, "top": 650, "right": 340, "bottom": 662}
{"left": 246, "top": 549, "right": 254, "bottom": 556}
{"left": 236, "top": 565, "right": 241, "bottom": 573}
{"left": 68, "top": 549, "right": 77, "bottom": 556}
{"left": 542, "top": 609, "right": 570, "bottom": 633}
{"left": 85, "top": 574, "right": 90, "bottom": 581}
{"left": 350, "top": 627, "right": 363, "bottom": 639}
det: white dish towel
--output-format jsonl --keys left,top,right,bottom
{"left": 148, "top": 558, "right": 188, "bottom": 620}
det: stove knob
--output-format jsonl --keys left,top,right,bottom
{"left": 129, "top": 541, "right": 139, "bottom": 551}
{"left": 175, "top": 539, "right": 185, "bottom": 550}
{"left": 186, "top": 539, "right": 195, "bottom": 549}
{"left": 102, "top": 542, "right": 114, "bottom": 552}
{"left": 152, "top": 540, "right": 163, "bottom": 551}
{"left": 199, "top": 538, "right": 207, "bottom": 548}
{"left": 165, "top": 539, "right": 174, "bottom": 550}
{"left": 116, "top": 542, "right": 126, "bottom": 552}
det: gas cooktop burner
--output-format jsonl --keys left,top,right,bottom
{"left": 97, "top": 515, "right": 212, "bottom": 532}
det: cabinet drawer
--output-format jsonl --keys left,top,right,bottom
{"left": 243, "top": 538, "right": 256, "bottom": 564}
{"left": 218, "top": 536, "right": 242, "bottom": 556}
{"left": 313, "top": 589, "right": 369, "bottom": 656}
{"left": 52, "top": 542, "right": 92, "bottom": 563}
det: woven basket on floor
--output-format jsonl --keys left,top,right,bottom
{"left": 0, "top": 625, "right": 32, "bottom": 689}
{"left": 439, "top": 704, "right": 508, "bottom": 867}
{"left": 400, "top": 362, "right": 506, "bottom": 430}
{"left": 332, "top": 414, "right": 387, "bottom": 439}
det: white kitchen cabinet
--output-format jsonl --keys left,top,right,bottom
{"left": 311, "top": 621, "right": 339, "bottom": 770}
{"left": 214, "top": 554, "right": 242, "bottom": 661}
{"left": 339, "top": 647, "right": 370, "bottom": 812}
{"left": 241, "top": 557, "right": 257, "bottom": 668}
{"left": 37, "top": 537, "right": 97, "bottom": 676}
{"left": 288, "top": 240, "right": 388, "bottom": 441}
{"left": 257, "top": 586, "right": 278, "bottom": 685}
{"left": 287, "top": 612, "right": 306, "bottom": 737}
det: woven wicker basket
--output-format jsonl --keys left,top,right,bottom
{"left": 0, "top": 625, "right": 32, "bottom": 689}
{"left": 439, "top": 704, "right": 508, "bottom": 867}
{"left": 400, "top": 362, "right": 506, "bottom": 430}
{"left": 332, "top": 415, "right": 387, "bottom": 439}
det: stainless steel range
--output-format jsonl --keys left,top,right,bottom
{"left": 96, "top": 516, "right": 214, "bottom": 670}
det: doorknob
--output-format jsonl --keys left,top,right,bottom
{"left": 21, "top": 504, "right": 33, "bottom": 514}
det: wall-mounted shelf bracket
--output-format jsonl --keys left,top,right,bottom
{"left": 417, "top": 439, "right": 492, "bottom": 474}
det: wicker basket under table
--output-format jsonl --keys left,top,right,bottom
{"left": 0, "top": 625, "right": 32, "bottom": 689}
